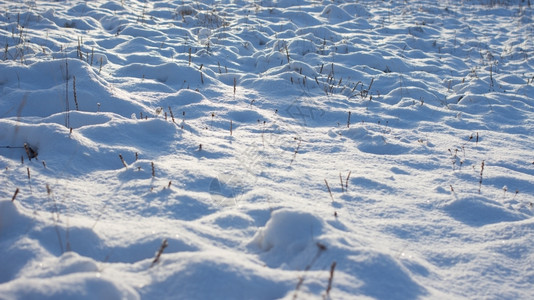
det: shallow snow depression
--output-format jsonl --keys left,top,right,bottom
{"left": 1, "top": 0, "right": 533, "bottom": 299}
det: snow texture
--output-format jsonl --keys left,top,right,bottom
{"left": 1, "top": 0, "right": 533, "bottom": 299}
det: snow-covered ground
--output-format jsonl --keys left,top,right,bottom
{"left": 1, "top": 0, "right": 533, "bottom": 299}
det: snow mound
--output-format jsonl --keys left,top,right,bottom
{"left": 249, "top": 209, "right": 326, "bottom": 269}
{"left": 0, "top": 201, "right": 32, "bottom": 239}
{"left": 321, "top": 5, "right": 352, "bottom": 23}
{"left": 251, "top": 209, "right": 324, "bottom": 253}
{"left": 144, "top": 252, "right": 290, "bottom": 299}
{"left": 443, "top": 197, "right": 528, "bottom": 227}
{"left": 0, "top": 271, "right": 139, "bottom": 300}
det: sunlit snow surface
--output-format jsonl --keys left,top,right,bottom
{"left": 1, "top": 0, "right": 533, "bottom": 299}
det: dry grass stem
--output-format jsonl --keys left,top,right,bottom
{"left": 324, "top": 261, "right": 337, "bottom": 299}
{"left": 339, "top": 173, "right": 344, "bottom": 193}
{"left": 168, "top": 106, "right": 175, "bottom": 123}
{"left": 325, "top": 179, "right": 334, "bottom": 202}
{"left": 73, "top": 75, "right": 78, "bottom": 111}
{"left": 119, "top": 154, "right": 127, "bottom": 168}
{"left": 11, "top": 188, "right": 19, "bottom": 202}
{"left": 233, "top": 77, "right": 237, "bottom": 96}
{"left": 150, "top": 238, "right": 169, "bottom": 268}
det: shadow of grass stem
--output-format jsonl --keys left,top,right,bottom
{"left": 293, "top": 243, "right": 327, "bottom": 300}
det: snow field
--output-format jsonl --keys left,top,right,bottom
{"left": 1, "top": 0, "right": 534, "bottom": 299}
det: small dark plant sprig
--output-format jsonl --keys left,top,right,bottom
{"left": 119, "top": 154, "right": 127, "bottom": 168}
{"left": 290, "top": 137, "right": 302, "bottom": 166}
{"left": 3, "top": 43, "right": 8, "bottom": 61}
{"left": 323, "top": 261, "right": 337, "bottom": 300}
{"left": 188, "top": 47, "right": 192, "bottom": 65}
{"left": 150, "top": 238, "right": 168, "bottom": 268}
{"left": 233, "top": 77, "right": 237, "bottom": 97}
{"left": 337, "top": 171, "right": 351, "bottom": 192}
{"left": 168, "top": 106, "right": 176, "bottom": 124}
{"left": 460, "top": 132, "right": 479, "bottom": 151}
{"left": 360, "top": 78, "right": 374, "bottom": 100}
{"left": 448, "top": 148, "right": 463, "bottom": 171}
{"left": 325, "top": 179, "right": 334, "bottom": 202}
{"left": 11, "top": 188, "right": 19, "bottom": 202}
{"left": 478, "top": 160, "right": 485, "bottom": 194}
{"left": 26, "top": 167, "right": 32, "bottom": 192}
{"left": 73, "top": 76, "right": 79, "bottom": 111}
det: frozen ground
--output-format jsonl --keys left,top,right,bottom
{"left": 1, "top": 0, "right": 533, "bottom": 299}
